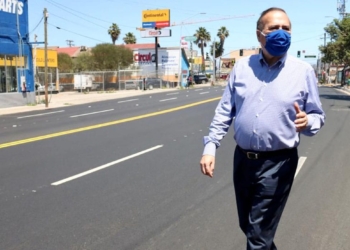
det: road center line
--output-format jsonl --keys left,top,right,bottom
{"left": 199, "top": 92, "right": 210, "bottom": 95}
{"left": 295, "top": 157, "right": 307, "bottom": 178}
{"left": 166, "top": 92, "right": 179, "bottom": 95}
{"left": 17, "top": 110, "right": 65, "bottom": 119}
{"left": 118, "top": 99, "right": 139, "bottom": 103}
{"left": 70, "top": 109, "right": 114, "bottom": 118}
{"left": 194, "top": 89, "right": 203, "bottom": 91}
{"left": 159, "top": 97, "right": 177, "bottom": 102}
{"left": 0, "top": 97, "right": 221, "bottom": 149}
{"left": 51, "top": 145, "right": 163, "bottom": 186}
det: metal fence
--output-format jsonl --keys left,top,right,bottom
{"left": 58, "top": 68, "right": 180, "bottom": 92}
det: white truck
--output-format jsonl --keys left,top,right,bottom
{"left": 74, "top": 74, "right": 94, "bottom": 92}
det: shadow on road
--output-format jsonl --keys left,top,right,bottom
{"left": 320, "top": 94, "right": 350, "bottom": 101}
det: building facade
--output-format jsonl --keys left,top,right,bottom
{"left": 0, "top": 0, "right": 35, "bottom": 107}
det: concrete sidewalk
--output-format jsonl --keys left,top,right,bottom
{"left": 0, "top": 82, "right": 226, "bottom": 116}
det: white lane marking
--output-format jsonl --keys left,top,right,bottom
{"left": 70, "top": 109, "right": 114, "bottom": 118}
{"left": 159, "top": 97, "right": 177, "bottom": 102}
{"left": 166, "top": 92, "right": 179, "bottom": 96}
{"left": 17, "top": 110, "right": 65, "bottom": 119}
{"left": 199, "top": 92, "right": 210, "bottom": 95}
{"left": 194, "top": 89, "right": 203, "bottom": 91}
{"left": 51, "top": 145, "right": 164, "bottom": 186}
{"left": 295, "top": 157, "right": 307, "bottom": 178}
{"left": 331, "top": 109, "right": 350, "bottom": 111}
{"left": 118, "top": 99, "right": 139, "bottom": 103}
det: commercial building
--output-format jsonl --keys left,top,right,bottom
{"left": 0, "top": 0, "right": 35, "bottom": 107}
{"left": 124, "top": 44, "right": 190, "bottom": 87}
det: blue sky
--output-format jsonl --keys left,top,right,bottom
{"left": 28, "top": 0, "right": 340, "bottom": 65}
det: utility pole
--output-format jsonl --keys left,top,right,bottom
{"left": 44, "top": 8, "right": 49, "bottom": 107}
{"left": 66, "top": 40, "right": 74, "bottom": 47}
{"left": 324, "top": 32, "right": 327, "bottom": 78}
{"left": 213, "top": 38, "right": 216, "bottom": 85}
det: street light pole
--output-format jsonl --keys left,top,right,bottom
{"left": 44, "top": 8, "right": 49, "bottom": 107}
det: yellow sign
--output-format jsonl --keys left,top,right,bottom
{"left": 193, "top": 57, "right": 202, "bottom": 64}
{"left": 35, "top": 49, "right": 58, "bottom": 67}
{"left": 142, "top": 9, "right": 170, "bottom": 22}
{"left": 0, "top": 56, "right": 25, "bottom": 67}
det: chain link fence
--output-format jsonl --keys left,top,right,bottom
{"left": 58, "top": 68, "right": 180, "bottom": 92}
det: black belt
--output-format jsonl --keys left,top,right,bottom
{"left": 237, "top": 145, "right": 295, "bottom": 160}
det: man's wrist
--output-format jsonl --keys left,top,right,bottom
{"left": 203, "top": 142, "right": 217, "bottom": 157}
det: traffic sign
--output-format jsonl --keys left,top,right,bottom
{"left": 184, "top": 36, "right": 197, "bottom": 42}
{"left": 304, "top": 55, "right": 316, "bottom": 58}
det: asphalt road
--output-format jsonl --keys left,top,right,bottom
{"left": 0, "top": 85, "right": 349, "bottom": 250}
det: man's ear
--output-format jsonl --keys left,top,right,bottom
{"left": 256, "top": 30, "right": 261, "bottom": 42}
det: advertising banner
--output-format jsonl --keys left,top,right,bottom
{"left": 133, "top": 49, "right": 179, "bottom": 74}
{"left": 35, "top": 49, "right": 58, "bottom": 68}
{"left": 142, "top": 9, "right": 170, "bottom": 28}
{"left": 0, "top": 0, "right": 29, "bottom": 45}
{"left": 140, "top": 29, "right": 171, "bottom": 38}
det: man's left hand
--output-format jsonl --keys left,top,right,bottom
{"left": 294, "top": 102, "right": 308, "bottom": 132}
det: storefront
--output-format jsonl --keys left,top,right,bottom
{"left": 0, "top": 0, "right": 35, "bottom": 106}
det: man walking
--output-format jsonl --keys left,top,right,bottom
{"left": 200, "top": 7, "right": 325, "bottom": 250}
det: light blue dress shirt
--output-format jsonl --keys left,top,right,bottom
{"left": 203, "top": 53, "right": 325, "bottom": 156}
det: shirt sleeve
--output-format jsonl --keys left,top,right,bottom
{"left": 202, "top": 70, "right": 236, "bottom": 156}
{"left": 302, "top": 68, "right": 326, "bottom": 136}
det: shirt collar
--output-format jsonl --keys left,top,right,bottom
{"left": 259, "top": 52, "right": 287, "bottom": 68}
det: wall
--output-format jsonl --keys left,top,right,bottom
{"left": 0, "top": 0, "right": 35, "bottom": 106}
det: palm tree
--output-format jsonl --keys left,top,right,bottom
{"left": 216, "top": 26, "right": 229, "bottom": 57}
{"left": 123, "top": 32, "right": 137, "bottom": 44}
{"left": 194, "top": 27, "right": 211, "bottom": 72}
{"left": 108, "top": 23, "right": 121, "bottom": 45}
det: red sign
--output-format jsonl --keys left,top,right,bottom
{"left": 134, "top": 52, "right": 156, "bottom": 62}
{"left": 156, "top": 21, "right": 169, "bottom": 28}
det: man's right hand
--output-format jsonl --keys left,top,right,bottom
{"left": 200, "top": 155, "right": 215, "bottom": 178}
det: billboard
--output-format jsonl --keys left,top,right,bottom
{"left": 133, "top": 49, "right": 179, "bottom": 74}
{"left": 142, "top": 9, "right": 170, "bottom": 28}
{"left": 35, "top": 49, "right": 58, "bottom": 68}
{"left": 0, "top": 0, "right": 29, "bottom": 45}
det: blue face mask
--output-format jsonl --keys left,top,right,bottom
{"left": 260, "top": 29, "right": 291, "bottom": 56}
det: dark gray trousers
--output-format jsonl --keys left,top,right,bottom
{"left": 233, "top": 146, "right": 299, "bottom": 250}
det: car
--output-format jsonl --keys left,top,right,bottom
{"left": 193, "top": 74, "right": 209, "bottom": 84}
{"left": 36, "top": 83, "right": 63, "bottom": 93}
{"left": 125, "top": 80, "right": 142, "bottom": 90}
{"left": 143, "top": 77, "right": 171, "bottom": 90}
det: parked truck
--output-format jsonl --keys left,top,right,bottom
{"left": 74, "top": 74, "right": 94, "bottom": 92}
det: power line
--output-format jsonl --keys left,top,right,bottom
{"left": 45, "top": 0, "right": 107, "bottom": 29}
{"left": 45, "top": 0, "right": 136, "bottom": 29}
{"left": 29, "top": 16, "right": 44, "bottom": 34}
{"left": 48, "top": 23, "right": 109, "bottom": 43}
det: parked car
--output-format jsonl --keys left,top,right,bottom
{"left": 144, "top": 77, "right": 171, "bottom": 90}
{"left": 124, "top": 80, "right": 142, "bottom": 90}
{"left": 193, "top": 74, "right": 209, "bottom": 84}
{"left": 36, "top": 83, "right": 63, "bottom": 92}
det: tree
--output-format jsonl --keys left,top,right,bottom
{"left": 320, "top": 17, "right": 350, "bottom": 84}
{"left": 57, "top": 53, "right": 73, "bottom": 73}
{"left": 210, "top": 41, "right": 223, "bottom": 58}
{"left": 194, "top": 27, "right": 211, "bottom": 72}
{"left": 216, "top": 26, "right": 229, "bottom": 57}
{"left": 123, "top": 32, "right": 137, "bottom": 44}
{"left": 108, "top": 23, "right": 121, "bottom": 45}
{"left": 74, "top": 52, "right": 94, "bottom": 72}
{"left": 91, "top": 43, "right": 133, "bottom": 70}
